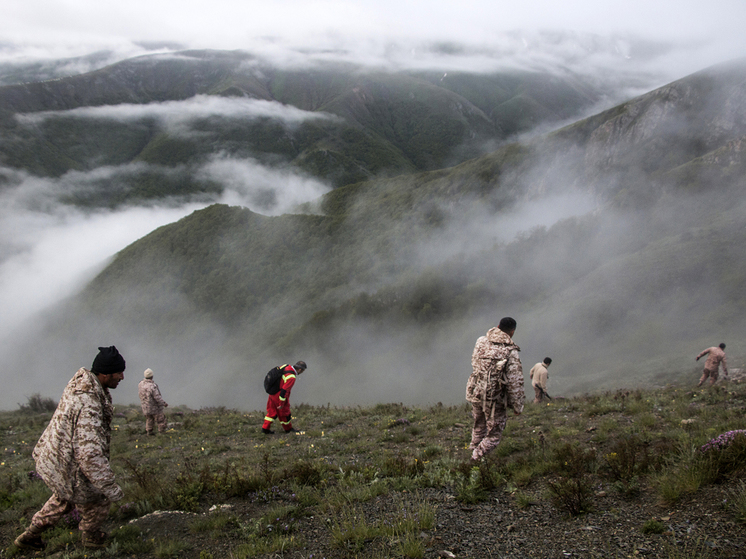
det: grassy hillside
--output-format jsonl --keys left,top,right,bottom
{"left": 2, "top": 380, "right": 746, "bottom": 557}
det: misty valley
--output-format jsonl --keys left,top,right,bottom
{"left": 0, "top": 50, "right": 744, "bottom": 413}
{"left": 1, "top": 41, "right": 746, "bottom": 559}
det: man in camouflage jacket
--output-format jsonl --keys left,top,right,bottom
{"left": 696, "top": 343, "right": 729, "bottom": 386}
{"left": 138, "top": 368, "right": 169, "bottom": 435}
{"left": 466, "top": 317, "right": 524, "bottom": 461}
{"left": 14, "top": 346, "right": 126, "bottom": 552}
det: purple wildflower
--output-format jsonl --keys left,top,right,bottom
{"left": 700, "top": 430, "right": 746, "bottom": 452}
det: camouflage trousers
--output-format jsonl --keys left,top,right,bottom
{"left": 27, "top": 493, "right": 110, "bottom": 534}
{"left": 145, "top": 413, "right": 167, "bottom": 434}
{"left": 469, "top": 402, "right": 508, "bottom": 460}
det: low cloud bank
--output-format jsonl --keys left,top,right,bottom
{"left": 0, "top": 153, "right": 332, "bottom": 410}
{"left": 17, "top": 95, "right": 339, "bottom": 131}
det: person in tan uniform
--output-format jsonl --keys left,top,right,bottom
{"left": 14, "top": 346, "right": 126, "bottom": 552}
{"left": 466, "top": 317, "right": 525, "bottom": 461}
{"left": 530, "top": 357, "right": 552, "bottom": 403}
{"left": 138, "top": 368, "right": 169, "bottom": 435}
{"left": 696, "top": 343, "right": 728, "bottom": 386}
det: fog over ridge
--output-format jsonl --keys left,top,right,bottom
{"left": 16, "top": 95, "right": 342, "bottom": 128}
{"left": 1, "top": 0, "right": 745, "bottom": 410}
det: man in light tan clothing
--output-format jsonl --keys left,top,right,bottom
{"left": 138, "top": 368, "right": 169, "bottom": 435}
{"left": 696, "top": 343, "right": 728, "bottom": 387}
{"left": 530, "top": 357, "right": 551, "bottom": 403}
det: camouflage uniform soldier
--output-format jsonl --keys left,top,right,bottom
{"left": 138, "top": 368, "right": 169, "bottom": 435}
{"left": 466, "top": 317, "right": 524, "bottom": 461}
{"left": 696, "top": 343, "right": 729, "bottom": 386}
{"left": 14, "top": 346, "right": 126, "bottom": 552}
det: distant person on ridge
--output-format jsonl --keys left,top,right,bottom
{"left": 696, "top": 343, "right": 728, "bottom": 387}
{"left": 138, "top": 368, "right": 169, "bottom": 436}
{"left": 262, "top": 361, "right": 307, "bottom": 434}
{"left": 466, "top": 317, "right": 524, "bottom": 461}
{"left": 530, "top": 357, "right": 552, "bottom": 403}
{"left": 14, "top": 346, "right": 126, "bottom": 551}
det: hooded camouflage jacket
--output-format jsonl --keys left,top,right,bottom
{"left": 466, "top": 327, "right": 524, "bottom": 415}
{"left": 138, "top": 378, "right": 167, "bottom": 415}
{"left": 33, "top": 368, "right": 123, "bottom": 504}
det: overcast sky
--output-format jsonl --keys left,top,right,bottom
{"left": 2, "top": 0, "right": 746, "bottom": 81}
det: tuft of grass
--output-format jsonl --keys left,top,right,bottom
{"left": 155, "top": 537, "right": 191, "bottom": 557}
{"left": 111, "top": 524, "right": 155, "bottom": 555}
{"left": 726, "top": 480, "right": 746, "bottom": 523}
{"left": 641, "top": 519, "right": 666, "bottom": 534}
{"left": 231, "top": 533, "right": 302, "bottom": 558}
{"left": 189, "top": 511, "right": 239, "bottom": 535}
{"left": 330, "top": 495, "right": 435, "bottom": 551}
{"left": 514, "top": 490, "right": 537, "bottom": 509}
{"left": 662, "top": 536, "right": 716, "bottom": 559}
{"left": 331, "top": 509, "right": 380, "bottom": 550}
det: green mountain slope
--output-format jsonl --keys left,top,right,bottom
{"left": 14, "top": 58, "right": 746, "bottom": 410}
{"left": 0, "top": 49, "right": 602, "bottom": 195}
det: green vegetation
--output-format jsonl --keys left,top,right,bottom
{"left": 70, "top": 176, "right": 746, "bottom": 399}
{"left": 5, "top": 55, "right": 746, "bottom": 409}
{"left": 0, "top": 50, "right": 601, "bottom": 193}
{"left": 2, "top": 383, "right": 745, "bottom": 557}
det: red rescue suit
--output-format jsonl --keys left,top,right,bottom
{"left": 263, "top": 365, "right": 298, "bottom": 432}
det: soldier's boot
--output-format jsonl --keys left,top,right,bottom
{"left": 14, "top": 529, "right": 46, "bottom": 551}
{"left": 81, "top": 529, "right": 108, "bottom": 549}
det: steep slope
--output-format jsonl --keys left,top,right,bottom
{"left": 13, "top": 59, "right": 746, "bottom": 410}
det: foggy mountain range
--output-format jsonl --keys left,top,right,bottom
{"left": 1, "top": 48, "right": 744, "bottom": 411}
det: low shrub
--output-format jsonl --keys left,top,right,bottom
{"left": 641, "top": 519, "right": 666, "bottom": 534}
{"left": 18, "top": 394, "right": 56, "bottom": 413}
{"left": 699, "top": 430, "right": 746, "bottom": 481}
{"left": 546, "top": 442, "right": 596, "bottom": 516}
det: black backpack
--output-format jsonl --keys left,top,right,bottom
{"left": 263, "top": 364, "right": 288, "bottom": 395}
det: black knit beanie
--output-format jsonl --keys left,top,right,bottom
{"left": 91, "top": 346, "right": 126, "bottom": 375}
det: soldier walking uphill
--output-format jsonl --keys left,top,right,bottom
{"left": 14, "top": 346, "right": 126, "bottom": 552}
{"left": 263, "top": 361, "right": 307, "bottom": 434}
{"left": 138, "top": 368, "right": 169, "bottom": 435}
{"left": 466, "top": 317, "right": 525, "bottom": 461}
{"left": 696, "top": 343, "right": 729, "bottom": 387}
